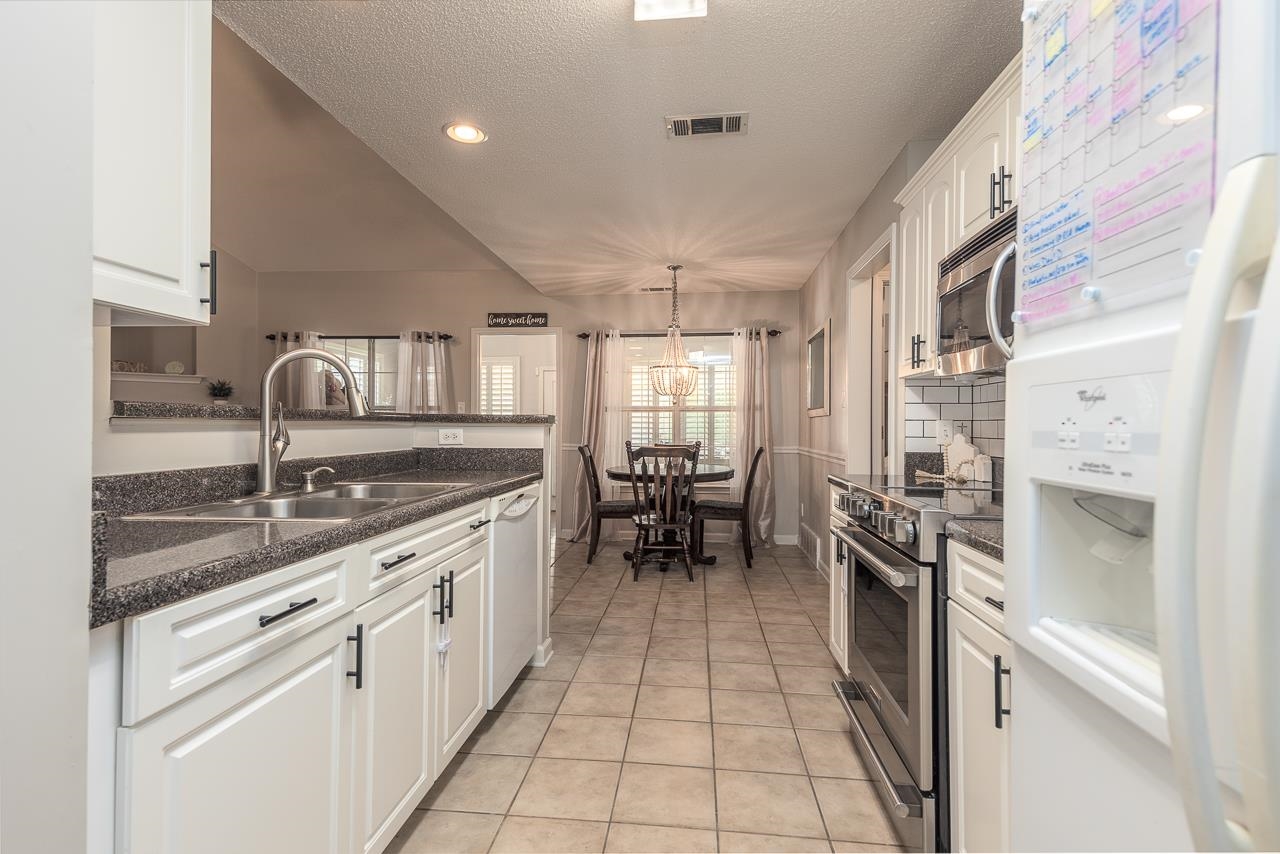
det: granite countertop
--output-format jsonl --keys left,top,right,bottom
{"left": 111, "top": 400, "right": 554, "bottom": 424}
{"left": 92, "top": 467, "right": 541, "bottom": 627}
{"left": 946, "top": 518, "right": 1004, "bottom": 562}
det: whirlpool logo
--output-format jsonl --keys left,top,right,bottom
{"left": 1076, "top": 386, "right": 1107, "bottom": 410}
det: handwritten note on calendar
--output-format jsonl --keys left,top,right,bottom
{"left": 1016, "top": 0, "right": 1219, "bottom": 325}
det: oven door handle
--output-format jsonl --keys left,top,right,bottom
{"left": 837, "top": 529, "right": 918, "bottom": 588}
{"left": 835, "top": 682, "right": 921, "bottom": 819}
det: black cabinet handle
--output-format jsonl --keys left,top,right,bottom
{"left": 432, "top": 577, "right": 447, "bottom": 624}
{"left": 998, "top": 166, "right": 1013, "bottom": 212}
{"left": 347, "top": 624, "right": 364, "bottom": 689}
{"left": 909, "top": 335, "right": 919, "bottom": 368}
{"left": 916, "top": 337, "right": 926, "bottom": 367}
{"left": 199, "top": 249, "right": 218, "bottom": 315}
{"left": 445, "top": 569, "right": 456, "bottom": 619}
{"left": 994, "top": 653, "right": 1012, "bottom": 728}
{"left": 469, "top": 519, "right": 491, "bottom": 531}
{"left": 989, "top": 170, "right": 998, "bottom": 219}
{"left": 984, "top": 596, "right": 1005, "bottom": 611}
{"left": 380, "top": 551, "right": 417, "bottom": 572}
{"left": 258, "top": 596, "right": 318, "bottom": 628}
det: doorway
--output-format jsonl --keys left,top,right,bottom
{"left": 846, "top": 226, "right": 896, "bottom": 476}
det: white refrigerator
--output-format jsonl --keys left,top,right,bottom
{"left": 1004, "top": 0, "right": 1279, "bottom": 849}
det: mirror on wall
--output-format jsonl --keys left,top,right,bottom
{"left": 807, "top": 319, "right": 830, "bottom": 417}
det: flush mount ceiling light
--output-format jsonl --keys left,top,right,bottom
{"left": 635, "top": 0, "right": 707, "bottom": 21}
{"left": 444, "top": 122, "right": 487, "bottom": 144}
{"left": 649, "top": 264, "right": 699, "bottom": 399}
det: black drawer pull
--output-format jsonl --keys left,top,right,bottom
{"left": 347, "top": 624, "right": 364, "bottom": 689}
{"left": 984, "top": 596, "right": 1005, "bottom": 611}
{"left": 198, "top": 249, "right": 218, "bottom": 315}
{"left": 432, "top": 578, "right": 447, "bottom": 624}
{"left": 994, "top": 653, "right": 1012, "bottom": 729}
{"left": 445, "top": 569, "right": 456, "bottom": 618}
{"left": 380, "top": 551, "right": 417, "bottom": 571}
{"left": 469, "top": 519, "right": 491, "bottom": 531}
{"left": 258, "top": 597, "right": 318, "bottom": 628}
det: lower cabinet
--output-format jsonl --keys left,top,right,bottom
{"left": 947, "top": 599, "right": 1012, "bottom": 853}
{"left": 433, "top": 543, "right": 488, "bottom": 775}
{"left": 827, "top": 523, "right": 849, "bottom": 674}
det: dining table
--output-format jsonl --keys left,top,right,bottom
{"left": 604, "top": 463, "right": 736, "bottom": 565}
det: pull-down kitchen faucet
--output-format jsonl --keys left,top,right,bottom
{"left": 256, "top": 348, "right": 369, "bottom": 494}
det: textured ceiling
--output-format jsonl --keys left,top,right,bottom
{"left": 215, "top": 0, "right": 1021, "bottom": 294}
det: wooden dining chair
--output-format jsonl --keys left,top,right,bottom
{"left": 577, "top": 445, "right": 634, "bottom": 564}
{"left": 624, "top": 441, "right": 701, "bottom": 581}
{"left": 692, "top": 446, "right": 765, "bottom": 567}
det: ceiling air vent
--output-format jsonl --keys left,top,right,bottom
{"left": 665, "top": 112, "right": 749, "bottom": 139}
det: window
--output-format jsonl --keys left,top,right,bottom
{"left": 320, "top": 337, "right": 398, "bottom": 410}
{"left": 479, "top": 357, "right": 519, "bottom": 415}
{"left": 619, "top": 334, "right": 736, "bottom": 468}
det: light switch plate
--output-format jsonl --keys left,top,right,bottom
{"left": 438, "top": 428, "right": 464, "bottom": 446}
{"left": 937, "top": 419, "right": 954, "bottom": 444}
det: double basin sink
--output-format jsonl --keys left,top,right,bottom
{"left": 128, "top": 482, "right": 467, "bottom": 524}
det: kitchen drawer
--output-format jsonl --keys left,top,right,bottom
{"left": 948, "top": 539, "right": 1006, "bottom": 633}
{"left": 364, "top": 500, "right": 488, "bottom": 599}
{"left": 122, "top": 546, "right": 354, "bottom": 725}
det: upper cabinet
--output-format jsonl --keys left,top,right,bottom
{"left": 92, "top": 0, "right": 213, "bottom": 326}
{"left": 895, "top": 54, "right": 1021, "bottom": 378}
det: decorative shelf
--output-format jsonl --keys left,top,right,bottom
{"left": 110, "top": 372, "right": 206, "bottom": 385}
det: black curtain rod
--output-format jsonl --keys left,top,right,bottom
{"left": 264, "top": 332, "right": 454, "bottom": 342}
{"left": 576, "top": 329, "right": 781, "bottom": 340}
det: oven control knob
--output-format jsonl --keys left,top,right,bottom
{"left": 893, "top": 518, "right": 917, "bottom": 545}
{"left": 880, "top": 512, "right": 901, "bottom": 535}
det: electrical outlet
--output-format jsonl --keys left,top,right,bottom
{"left": 438, "top": 428, "right": 464, "bottom": 446}
{"left": 937, "top": 419, "right": 954, "bottom": 444}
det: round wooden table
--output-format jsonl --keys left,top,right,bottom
{"left": 604, "top": 464, "right": 736, "bottom": 565}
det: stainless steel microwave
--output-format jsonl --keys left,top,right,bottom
{"left": 935, "top": 208, "right": 1016, "bottom": 376}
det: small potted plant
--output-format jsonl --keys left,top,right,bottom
{"left": 206, "top": 379, "right": 234, "bottom": 406}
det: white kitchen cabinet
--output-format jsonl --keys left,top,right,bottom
{"left": 897, "top": 190, "right": 925, "bottom": 376}
{"left": 948, "top": 598, "right": 1012, "bottom": 853}
{"left": 920, "top": 170, "right": 954, "bottom": 373}
{"left": 827, "top": 523, "right": 849, "bottom": 675}
{"left": 117, "top": 618, "right": 354, "bottom": 854}
{"left": 92, "top": 0, "right": 213, "bottom": 326}
{"left": 955, "top": 103, "right": 1010, "bottom": 244}
{"left": 434, "top": 542, "right": 489, "bottom": 774}
{"left": 351, "top": 569, "right": 439, "bottom": 854}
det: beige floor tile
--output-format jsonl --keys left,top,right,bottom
{"left": 656, "top": 603, "right": 708, "bottom": 621}
{"left": 574, "top": 655, "right": 645, "bottom": 685}
{"left": 462, "top": 711, "right": 553, "bottom": 756}
{"left": 651, "top": 617, "right": 708, "bottom": 639}
{"left": 710, "top": 689, "right": 792, "bottom": 727}
{"left": 611, "top": 763, "right": 717, "bottom": 830}
{"left": 624, "top": 718, "right": 713, "bottom": 767}
{"left": 641, "top": 658, "right": 710, "bottom": 688}
{"left": 418, "top": 753, "right": 532, "bottom": 814}
{"left": 558, "top": 682, "right": 639, "bottom": 717}
{"left": 715, "top": 769, "right": 826, "bottom": 838}
{"left": 769, "top": 642, "right": 838, "bottom": 667}
{"left": 718, "top": 830, "right": 832, "bottom": 853}
{"left": 645, "top": 636, "right": 708, "bottom": 661}
{"left": 384, "top": 809, "right": 504, "bottom": 854}
{"left": 554, "top": 633, "right": 593, "bottom": 655}
{"left": 539, "top": 715, "right": 632, "bottom": 761}
{"left": 489, "top": 815, "right": 609, "bottom": 853}
{"left": 553, "top": 614, "right": 603, "bottom": 634}
{"left": 783, "top": 693, "right": 849, "bottom": 731}
{"left": 710, "top": 661, "right": 781, "bottom": 692}
{"left": 775, "top": 665, "right": 842, "bottom": 695}
{"left": 707, "top": 620, "right": 765, "bottom": 641}
{"left": 762, "top": 623, "right": 824, "bottom": 644}
{"left": 707, "top": 605, "right": 760, "bottom": 623}
{"left": 509, "top": 757, "right": 622, "bottom": 822}
{"left": 605, "top": 822, "right": 718, "bottom": 853}
{"left": 604, "top": 599, "right": 658, "bottom": 619}
{"left": 795, "top": 729, "right": 870, "bottom": 779}
{"left": 595, "top": 616, "right": 653, "bottom": 636}
{"left": 713, "top": 723, "right": 807, "bottom": 774}
{"left": 554, "top": 600, "right": 610, "bottom": 618}
{"left": 811, "top": 778, "right": 898, "bottom": 845}
{"left": 633, "top": 684, "right": 712, "bottom": 722}
{"left": 587, "top": 634, "right": 652, "bottom": 658}
{"left": 830, "top": 841, "right": 906, "bottom": 853}
{"left": 708, "top": 639, "right": 772, "bottom": 664}
{"left": 522, "top": 654, "right": 582, "bottom": 682}
{"left": 495, "top": 679, "right": 569, "bottom": 714}
{"left": 759, "top": 608, "right": 814, "bottom": 626}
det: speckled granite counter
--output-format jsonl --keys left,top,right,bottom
{"left": 92, "top": 467, "right": 541, "bottom": 627}
{"left": 111, "top": 400, "right": 554, "bottom": 424}
{"left": 946, "top": 518, "right": 1003, "bottom": 562}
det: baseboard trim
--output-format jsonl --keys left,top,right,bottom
{"left": 774, "top": 533, "right": 798, "bottom": 546}
{"left": 532, "top": 637, "right": 554, "bottom": 666}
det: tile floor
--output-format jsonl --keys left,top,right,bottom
{"left": 386, "top": 539, "right": 905, "bottom": 854}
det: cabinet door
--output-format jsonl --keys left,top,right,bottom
{"left": 1004, "top": 90, "right": 1021, "bottom": 209}
{"left": 955, "top": 104, "right": 1007, "bottom": 243}
{"left": 435, "top": 543, "right": 488, "bottom": 774}
{"left": 948, "top": 601, "right": 1011, "bottom": 853}
{"left": 919, "top": 170, "right": 954, "bottom": 373}
{"left": 827, "top": 527, "right": 848, "bottom": 674}
{"left": 352, "top": 569, "right": 438, "bottom": 854}
{"left": 118, "top": 618, "right": 353, "bottom": 854}
{"left": 896, "top": 191, "right": 924, "bottom": 377}
{"left": 92, "top": 0, "right": 212, "bottom": 325}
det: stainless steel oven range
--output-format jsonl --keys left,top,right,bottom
{"left": 828, "top": 475, "right": 1001, "bottom": 852}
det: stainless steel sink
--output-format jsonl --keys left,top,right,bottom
{"left": 186, "top": 496, "right": 395, "bottom": 521}
{"left": 316, "top": 483, "right": 463, "bottom": 500}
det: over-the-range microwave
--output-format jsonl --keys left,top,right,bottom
{"left": 935, "top": 208, "right": 1016, "bottom": 376}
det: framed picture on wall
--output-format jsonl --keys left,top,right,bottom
{"left": 807, "top": 319, "right": 830, "bottom": 417}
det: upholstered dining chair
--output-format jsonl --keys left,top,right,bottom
{"left": 692, "top": 446, "right": 765, "bottom": 567}
{"left": 624, "top": 441, "right": 701, "bottom": 581}
{"left": 576, "top": 445, "right": 633, "bottom": 564}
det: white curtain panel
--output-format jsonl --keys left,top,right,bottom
{"left": 272, "top": 330, "right": 325, "bottom": 409}
{"left": 396, "top": 331, "right": 455, "bottom": 413}
{"left": 732, "top": 327, "right": 775, "bottom": 544}
{"left": 571, "top": 329, "right": 624, "bottom": 541}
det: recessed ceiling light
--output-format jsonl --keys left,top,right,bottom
{"left": 1163, "top": 103, "right": 1206, "bottom": 123}
{"left": 634, "top": 0, "right": 707, "bottom": 21}
{"left": 444, "top": 122, "right": 487, "bottom": 144}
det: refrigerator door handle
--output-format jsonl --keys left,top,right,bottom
{"left": 1154, "top": 154, "right": 1276, "bottom": 853}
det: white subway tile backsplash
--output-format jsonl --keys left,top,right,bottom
{"left": 905, "top": 385, "right": 925, "bottom": 405}
{"left": 901, "top": 372, "right": 1006, "bottom": 460}
{"left": 923, "top": 386, "right": 959, "bottom": 404}
{"left": 906, "top": 421, "right": 923, "bottom": 437}
{"left": 905, "top": 403, "right": 935, "bottom": 421}
{"left": 941, "top": 403, "right": 971, "bottom": 419}
{"left": 906, "top": 436, "right": 940, "bottom": 453}
{"left": 957, "top": 386, "right": 972, "bottom": 403}
{"left": 922, "top": 420, "right": 937, "bottom": 437}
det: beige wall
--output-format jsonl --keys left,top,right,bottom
{"left": 795, "top": 140, "right": 937, "bottom": 569}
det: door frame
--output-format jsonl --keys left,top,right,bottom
{"left": 845, "top": 224, "right": 899, "bottom": 476}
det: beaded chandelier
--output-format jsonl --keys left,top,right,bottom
{"left": 649, "top": 264, "right": 698, "bottom": 399}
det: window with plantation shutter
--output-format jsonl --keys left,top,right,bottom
{"left": 479, "top": 357, "right": 519, "bottom": 415}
